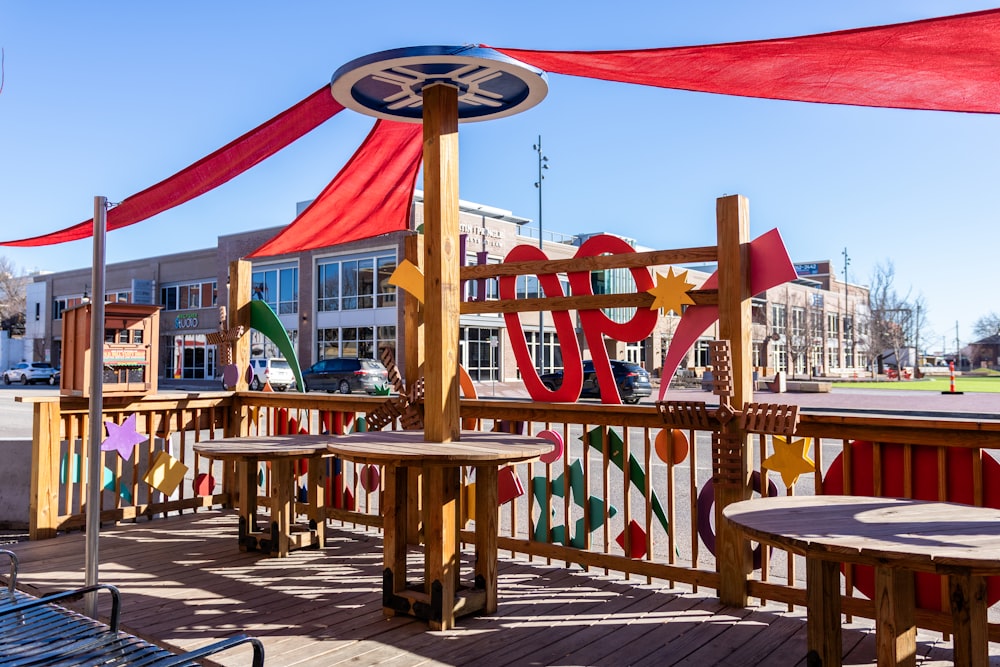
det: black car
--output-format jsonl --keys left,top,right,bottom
{"left": 302, "top": 357, "right": 389, "bottom": 394}
{"left": 539, "top": 359, "right": 652, "bottom": 404}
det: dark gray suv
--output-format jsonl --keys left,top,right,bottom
{"left": 302, "top": 358, "right": 389, "bottom": 394}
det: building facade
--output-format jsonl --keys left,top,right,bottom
{"left": 25, "top": 198, "right": 869, "bottom": 385}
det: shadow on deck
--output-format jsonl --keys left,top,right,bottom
{"left": 0, "top": 511, "right": 968, "bottom": 666}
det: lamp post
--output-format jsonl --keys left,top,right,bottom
{"left": 533, "top": 136, "right": 548, "bottom": 374}
{"left": 841, "top": 247, "right": 850, "bottom": 369}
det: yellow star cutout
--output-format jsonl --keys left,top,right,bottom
{"left": 762, "top": 435, "right": 815, "bottom": 488}
{"left": 647, "top": 268, "right": 695, "bottom": 316}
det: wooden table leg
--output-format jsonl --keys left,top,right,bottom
{"left": 270, "top": 459, "right": 293, "bottom": 557}
{"left": 308, "top": 455, "right": 326, "bottom": 548}
{"left": 806, "top": 558, "right": 842, "bottom": 667}
{"left": 237, "top": 458, "right": 259, "bottom": 552}
{"left": 474, "top": 464, "right": 499, "bottom": 614}
{"left": 382, "top": 464, "right": 409, "bottom": 617}
{"left": 948, "top": 571, "right": 988, "bottom": 667}
{"left": 874, "top": 566, "right": 916, "bottom": 667}
{"left": 424, "top": 465, "right": 460, "bottom": 630}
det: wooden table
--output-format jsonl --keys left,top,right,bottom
{"left": 723, "top": 495, "right": 1000, "bottom": 667}
{"left": 326, "top": 431, "right": 553, "bottom": 630}
{"left": 193, "top": 435, "right": 330, "bottom": 557}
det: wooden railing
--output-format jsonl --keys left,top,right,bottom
{"left": 25, "top": 391, "right": 1000, "bottom": 641}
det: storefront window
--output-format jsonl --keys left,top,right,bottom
{"left": 164, "top": 334, "right": 216, "bottom": 380}
{"left": 316, "top": 326, "right": 394, "bottom": 361}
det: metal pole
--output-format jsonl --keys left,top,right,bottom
{"left": 533, "top": 136, "right": 547, "bottom": 374}
{"left": 84, "top": 196, "right": 107, "bottom": 618}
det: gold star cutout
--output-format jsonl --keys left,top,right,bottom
{"left": 647, "top": 268, "right": 695, "bottom": 316}
{"left": 762, "top": 435, "right": 815, "bottom": 488}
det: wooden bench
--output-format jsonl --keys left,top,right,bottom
{"left": 0, "top": 549, "right": 265, "bottom": 666}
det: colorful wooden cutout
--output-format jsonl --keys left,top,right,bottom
{"left": 101, "top": 414, "right": 147, "bottom": 461}
{"left": 762, "top": 435, "right": 815, "bottom": 487}
{"left": 585, "top": 427, "right": 669, "bottom": 533}
{"left": 647, "top": 268, "right": 695, "bottom": 316}
{"left": 387, "top": 258, "right": 425, "bottom": 303}
{"left": 654, "top": 428, "right": 689, "bottom": 464}
{"left": 193, "top": 472, "right": 215, "bottom": 496}
{"left": 616, "top": 520, "right": 648, "bottom": 559}
{"left": 696, "top": 472, "right": 777, "bottom": 569}
{"left": 143, "top": 450, "right": 189, "bottom": 496}
{"left": 497, "top": 466, "right": 524, "bottom": 505}
{"left": 221, "top": 364, "right": 240, "bottom": 389}
{"left": 659, "top": 228, "right": 797, "bottom": 399}
{"left": 359, "top": 464, "right": 381, "bottom": 492}
{"left": 537, "top": 429, "right": 563, "bottom": 464}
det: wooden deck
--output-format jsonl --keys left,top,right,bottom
{"left": 0, "top": 511, "right": 977, "bottom": 666}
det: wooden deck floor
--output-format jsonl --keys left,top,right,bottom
{"left": 0, "top": 511, "right": 982, "bottom": 666}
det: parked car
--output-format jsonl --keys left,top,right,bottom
{"left": 539, "top": 359, "right": 652, "bottom": 404}
{"left": 2, "top": 362, "right": 57, "bottom": 386}
{"left": 248, "top": 358, "right": 297, "bottom": 391}
{"left": 302, "top": 357, "right": 389, "bottom": 394}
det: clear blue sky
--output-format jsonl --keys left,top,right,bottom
{"left": 2, "top": 1, "right": 998, "bottom": 351}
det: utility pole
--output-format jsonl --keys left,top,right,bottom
{"left": 842, "top": 247, "right": 850, "bottom": 369}
{"left": 533, "top": 136, "right": 548, "bottom": 374}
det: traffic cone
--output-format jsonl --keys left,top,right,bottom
{"left": 263, "top": 380, "right": 274, "bottom": 392}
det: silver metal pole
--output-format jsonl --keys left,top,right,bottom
{"left": 84, "top": 196, "right": 107, "bottom": 618}
{"left": 534, "top": 136, "right": 546, "bottom": 374}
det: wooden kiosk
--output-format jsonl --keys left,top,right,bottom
{"left": 60, "top": 302, "right": 161, "bottom": 397}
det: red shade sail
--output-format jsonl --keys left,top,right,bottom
{"left": 492, "top": 9, "right": 1000, "bottom": 114}
{"left": 247, "top": 119, "right": 423, "bottom": 258}
{"left": 2, "top": 87, "right": 344, "bottom": 247}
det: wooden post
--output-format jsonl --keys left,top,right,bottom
{"left": 421, "top": 83, "right": 461, "bottom": 443}
{"left": 29, "top": 401, "right": 61, "bottom": 540}
{"left": 403, "top": 234, "right": 424, "bottom": 389}
{"left": 715, "top": 194, "right": 753, "bottom": 606}
{"left": 227, "top": 259, "right": 252, "bottom": 439}
{"left": 874, "top": 566, "right": 916, "bottom": 667}
{"left": 806, "top": 558, "right": 844, "bottom": 667}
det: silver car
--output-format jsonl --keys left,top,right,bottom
{"left": 3, "top": 362, "right": 57, "bottom": 385}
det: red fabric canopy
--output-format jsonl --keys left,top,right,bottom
{"left": 247, "top": 119, "right": 423, "bottom": 258}
{"left": 2, "top": 87, "right": 344, "bottom": 247}
{"left": 492, "top": 9, "right": 1000, "bottom": 114}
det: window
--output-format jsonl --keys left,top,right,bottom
{"left": 377, "top": 256, "right": 397, "bottom": 307}
{"left": 160, "top": 280, "right": 217, "bottom": 311}
{"left": 316, "top": 252, "right": 395, "bottom": 312}
{"left": 316, "top": 326, "right": 395, "bottom": 362}
{"left": 251, "top": 264, "right": 297, "bottom": 315}
{"left": 790, "top": 307, "right": 805, "bottom": 337}
{"left": 317, "top": 262, "right": 340, "bottom": 312}
{"left": 827, "top": 313, "right": 840, "bottom": 337}
{"left": 771, "top": 304, "right": 787, "bottom": 336}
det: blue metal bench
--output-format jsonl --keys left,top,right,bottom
{"left": 0, "top": 549, "right": 264, "bottom": 666}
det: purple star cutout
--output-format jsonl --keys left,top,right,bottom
{"left": 101, "top": 414, "right": 147, "bottom": 460}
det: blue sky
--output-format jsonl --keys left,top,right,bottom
{"left": 1, "top": 1, "right": 998, "bottom": 351}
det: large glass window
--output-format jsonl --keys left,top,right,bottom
{"left": 317, "top": 262, "right": 340, "bottom": 312}
{"left": 461, "top": 327, "right": 500, "bottom": 381}
{"left": 252, "top": 264, "right": 297, "bottom": 315}
{"left": 160, "top": 280, "right": 217, "bottom": 312}
{"left": 316, "top": 326, "right": 395, "bottom": 362}
{"left": 317, "top": 252, "right": 395, "bottom": 312}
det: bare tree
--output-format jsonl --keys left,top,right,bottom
{"left": 973, "top": 311, "right": 1000, "bottom": 340}
{"left": 867, "top": 261, "right": 919, "bottom": 380}
{"left": 0, "top": 256, "right": 26, "bottom": 335}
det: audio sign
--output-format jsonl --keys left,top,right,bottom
{"left": 174, "top": 313, "right": 199, "bottom": 329}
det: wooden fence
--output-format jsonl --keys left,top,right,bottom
{"left": 24, "top": 390, "right": 1000, "bottom": 641}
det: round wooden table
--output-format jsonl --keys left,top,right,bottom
{"left": 724, "top": 495, "right": 1000, "bottom": 667}
{"left": 194, "top": 435, "right": 333, "bottom": 558}
{"left": 327, "top": 431, "right": 553, "bottom": 630}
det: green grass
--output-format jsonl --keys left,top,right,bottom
{"left": 832, "top": 376, "right": 1000, "bottom": 393}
